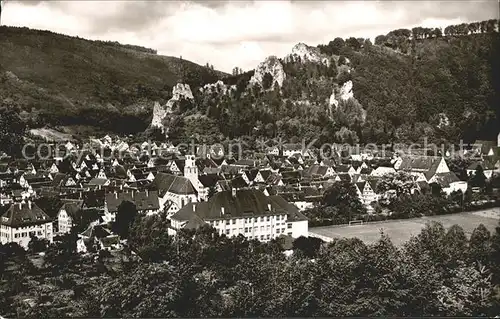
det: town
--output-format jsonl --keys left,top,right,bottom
{"left": 1, "top": 132, "right": 499, "bottom": 252}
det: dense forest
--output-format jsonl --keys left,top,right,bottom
{"left": 1, "top": 213, "right": 500, "bottom": 317}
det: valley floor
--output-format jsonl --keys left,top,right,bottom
{"left": 309, "top": 207, "right": 500, "bottom": 246}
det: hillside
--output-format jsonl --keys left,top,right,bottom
{"left": 0, "top": 26, "right": 226, "bottom": 134}
{"left": 1, "top": 20, "right": 499, "bottom": 146}
{"left": 156, "top": 19, "right": 499, "bottom": 146}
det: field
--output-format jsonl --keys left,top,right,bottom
{"left": 29, "top": 128, "right": 74, "bottom": 142}
{"left": 309, "top": 208, "right": 500, "bottom": 246}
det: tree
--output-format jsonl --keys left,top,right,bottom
{"left": 330, "top": 37, "right": 345, "bottom": 55}
{"left": 0, "top": 106, "right": 25, "bottom": 155}
{"left": 322, "top": 181, "right": 366, "bottom": 221}
{"left": 468, "top": 224, "right": 492, "bottom": 266}
{"left": 112, "top": 201, "right": 138, "bottom": 239}
{"left": 72, "top": 208, "right": 100, "bottom": 234}
{"left": 27, "top": 236, "right": 49, "bottom": 254}
{"left": 376, "top": 171, "right": 416, "bottom": 197}
{"left": 470, "top": 165, "right": 487, "bottom": 188}
{"left": 292, "top": 236, "right": 323, "bottom": 259}
{"left": 262, "top": 72, "right": 274, "bottom": 90}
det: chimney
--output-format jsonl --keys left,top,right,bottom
{"left": 267, "top": 203, "right": 272, "bottom": 211}
{"left": 18, "top": 202, "right": 22, "bottom": 209}
{"left": 232, "top": 187, "right": 237, "bottom": 198}
{"left": 221, "top": 207, "right": 225, "bottom": 215}
{"left": 28, "top": 201, "right": 32, "bottom": 210}
{"left": 193, "top": 204, "right": 196, "bottom": 212}
{"left": 145, "top": 189, "right": 149, "bottom": 197}
{"left": 115, "top": 192, "right": 118, "bottom": 199}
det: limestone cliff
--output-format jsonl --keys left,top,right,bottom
{"left": 151, "top": 83, "right": 194, "bottom": 131}
{"left": 287, "top": 42, "right": 330, "bottom": 65}
{"left": 200, "top": 80, "right": 236, "bottom": 95}
{"left": 329, "top": 80, "right": 354, "bottom": 108}
{"left": 249, "top": 56, "right": 286, "bottom": 88}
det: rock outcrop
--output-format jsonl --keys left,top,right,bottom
{"left": 288, "top": 42, "right": 330, "bottom": 65}
{"left": 329, "top": 80, "right": 354, "bottom": 108}
{"left": 200, "top": 80, "right": 236, "bottom": 95}
{"left": 249, "top": 56, "right": 286, "bottom": 88}
{"left": 151, "top": 83, "right": 194, "bottom": 131}
{"left": 437, "top": 113, "right": 450, "bottom": 128}
{"left": 339, "top": 80, "right": 354, "bottom": 101}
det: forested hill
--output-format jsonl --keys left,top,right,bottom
{"left": 0, "top": 26, "right": 226, "bottom": 134}
{"left": 159, "top": 18, "right": 498, "bottom": 146}
{"left": 1, "top": 19, "right": 499, "bottom": 144}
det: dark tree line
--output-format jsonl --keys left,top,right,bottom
{"left": 1, "top": 214, "right": 500, "bottom": 317}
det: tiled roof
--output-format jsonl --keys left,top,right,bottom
{"left": 105, "top": 190, "right": 160, "bottom": 212}
{"left": 152, "top": 173, "right": 197, "bottom": 196}
{"left": 1, "top": 202, "right": 51, "bottom": 227}
{"left": 172, "top": 189, "right": 306, "bottom": 222}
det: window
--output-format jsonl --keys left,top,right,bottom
{"left": 232, "top": 219, "right": 236, "bottom": 225}
{"left": 260, "top": 235, "right": 264, "bottom": 240}
{"left": 225, "top": 229, "right": 230, "bottom": 235}
{"left": 266, "top": 216, "right": 270, "bottom": 222}
{"left": 226, "top": 220, "right": 230, "bottom": 225}
{"left": 266, "top": 225, "right": 270, "bottom": 231}
{"left": 266, "top": 234, "right": 270, "bottom": 240}
{"left": 287, "top": 232, "right": 292, "bottom": 236}
{"left": 260, "top": 226, "right": 264, "bottom": 231}
{"left": 287, "top": 223, "right": 292, "bottom": 229}
{"left": 282, "top": 228, "right": 286, "bottom": 233}
{"left": 245, "top": 227, "right": 248, "bottom": 233}
{"left": 276, "top": 228, "right": 280, "bottom": 234}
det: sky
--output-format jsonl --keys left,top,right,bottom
{"left": 1, "top": 0, "right": 498, "bottom": 73}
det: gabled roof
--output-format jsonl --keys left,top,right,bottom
{"left": 80, "top": 224, "right": 112, "bottom": 239}
{"left": 59, "top": 199, "right": 84, "bottom": 218}
{"left": 172, "top": 189, "right": 304, "bottom": 222}
{"left": 105, "top": 190, "right": 160, "bottom": 212}
{"left": 152, "top": 173, "right": 197, "bottom": 196}
{"left": 399, "top": 156, "right": 442, "bottom": 172}
{"left": 432, "top": 172, "right": 461, "bottom": 188}
{"left": 198, "top": 174, "right": 221, "bottom": 188}
{"left": 1, "top": 202, "right": 51, "bottom": 227}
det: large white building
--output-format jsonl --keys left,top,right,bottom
{"left": 169, "top": 188, "right": 308, "bottom": 241}
{"left": 0, "top": 201, "right": 53, "bottom": 248}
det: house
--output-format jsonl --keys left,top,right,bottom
{"left": 467, "top": 160, "right": 497, "bottom": 180}
{"left": 169, "top": 188, "right": 308, "bottom": 241}
{"left": 282, "top": 143, "right": 303, "bottom": 157}
{"left": 305, "top": 165, "right": 335, "bottom": 179}
{"left": 371, "top": 166, "right": 396, "bottom": 177}
{"left": 104, "top": 190, "right": 160, "bottom": 221}
{"left": 397, "top": 156, "right": 449, "bottom": 182}
{"left": 429, "top": 172, "right": 468, "bottom": 195}
{"left": 57, "top": 199, "right": 84, "bottom": 234}
{"left": 152, "top": 172, "right": 198, "bottom": 214}
{"left": 355, "top": 180, "right": 380, "bottom": 208}
{"left": 0, "top": 202, "right": 53, "bottom": 249}
{"left": 77, "top": 224, "right": 121, "bottom": 253}
{"left": 197, "top": 174, "right": 221, "bottom": 201}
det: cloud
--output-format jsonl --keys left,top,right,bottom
{"left": 2, "top": 0, "right": 497, "bottom": 73}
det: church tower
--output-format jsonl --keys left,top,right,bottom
{"left": 184, "top": 154, "right": 199, "bottom": 191}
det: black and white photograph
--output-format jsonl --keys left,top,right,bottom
{"left": 0, "top": 0, "right": 499, "bottom": 317}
